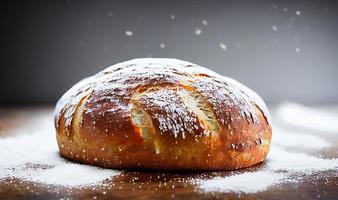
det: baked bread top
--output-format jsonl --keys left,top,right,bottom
{"left": 54, "top": 58, "right": 271, "bottom": 170}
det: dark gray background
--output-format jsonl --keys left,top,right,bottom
{"left": 1, "top": 0, "right": 337, "bottom": 105}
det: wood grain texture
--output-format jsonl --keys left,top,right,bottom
{"left": 0, "top": 107, "right": 338, "bottom": 200}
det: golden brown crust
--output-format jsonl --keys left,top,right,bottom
{"left": 55, "top": 58, "right": 272, "bottom": 170}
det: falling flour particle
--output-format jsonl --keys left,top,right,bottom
{"left": 77, "top": 40, "right": 83, "bottom": 46}
{"left": 125, "top": 30, "right": 133, "bottom": 36}
{"left": 197, "top": 103, "right": 338, "bottom": 194}
{"left": 296, "top": 10, "right": 301, "bottom": 15}
{"left": 0, "top": 129, "right": 120, "bottom": 187}
{"left": 272, "top": 25, "right": 278, "bottom": 31}
{"left": 296, "top": 47, "right": 300, "bottom": 52}
{"left": 201, "top": 20, "right": 208, "bottom": 26}
{"left": 194, "top": 28, "right": 202, "bottom": 35}
{"left": 219, "top": 43, "right": 227, "bottom": 51}
{"left": 170, "top": 14, "right": 175, "bottom": 20}
{"left": 272, "top": 4, "right": 278, "bottom": 10}
{"left": 160, "top": 43, "right": 166, "bottom": 48}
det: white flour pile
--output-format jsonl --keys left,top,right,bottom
{"left": 198, "top": 129, "right": 338, "bottom": 193}
{"left": 276, "top": 102, "right": 338, "bottom": 133}
{"left": 198, "top": 103, "right": 338, "bottom": 194}
{"left": 0, "top": 118, "right": 120, "bottom": 187}
{"left": 199, "top": 171, "right": 286, "bottom": 194}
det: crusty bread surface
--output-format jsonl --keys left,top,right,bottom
{"left": 55, "top": 58, "right": 272, "bottom": 170}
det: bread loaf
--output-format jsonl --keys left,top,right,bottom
{"left": 54, "top": 58, "right": 272, "bottom": 170}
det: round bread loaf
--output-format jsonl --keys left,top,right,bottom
{"left": 54, "top": 58, "right": 272, "bottom": 170}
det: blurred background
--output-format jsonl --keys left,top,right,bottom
{"left": 1, "top": 0, "right": 338, "bottom": 105}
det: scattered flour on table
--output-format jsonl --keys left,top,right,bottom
{"left": 1, "top": 104, "right": 338, "bottom": 192}
{"left": 199, "top": 171, "right": 286, "bottom": 193}
{"left": 272, "top": 126, "right": 331, "bottom": 150}
{"left": 198, "top": 103, "right": 338, "bottom": 194}
{"left": 0, "top": 128, "right": 120, "bottom": 187}
{"left": 198, "top": 129, "right": 338, "bottom": 193}
{"left": 276, "top": 102, "right": 338, "bottom": 133}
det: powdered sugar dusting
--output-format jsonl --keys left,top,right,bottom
{"left": 1, "top": 104, "right": 337, "bottom": 194}
{"left": 272, "top": 127, "right": 331, "bottom": 150}
{"left": 197, "top": 103, "right": 338, "bottom": 194}
{"left": 276, "top": 102, "right": 338, "bottom": 133}
{"left": 55, "top": 58, "right": 271, "bottom": 142}
{"left": 267, "top": 146, "right": 338, "bottom": 173}
{"left": 0, "top": 116, "right": 120, "bottom": 187}
{"left": 198, "top": 141, "right": 338, "bottom": 194}
{"left": 30, "top": 164, "right": 115, "bottom": 187}
{"left": 219, "top": 43, "right": 227, "bottom": 51}
{"left": 125, "top": 30, "right": 133, "bottom": 36}
{"left": 199, "top": 171, "right": 286, "bottom": 193}
{"left": 194, "top": 27, "right": 202, "bottom": 35}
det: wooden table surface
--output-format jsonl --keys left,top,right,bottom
{"left": 0, "top": 106, "right": 337, "bottom": 200}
